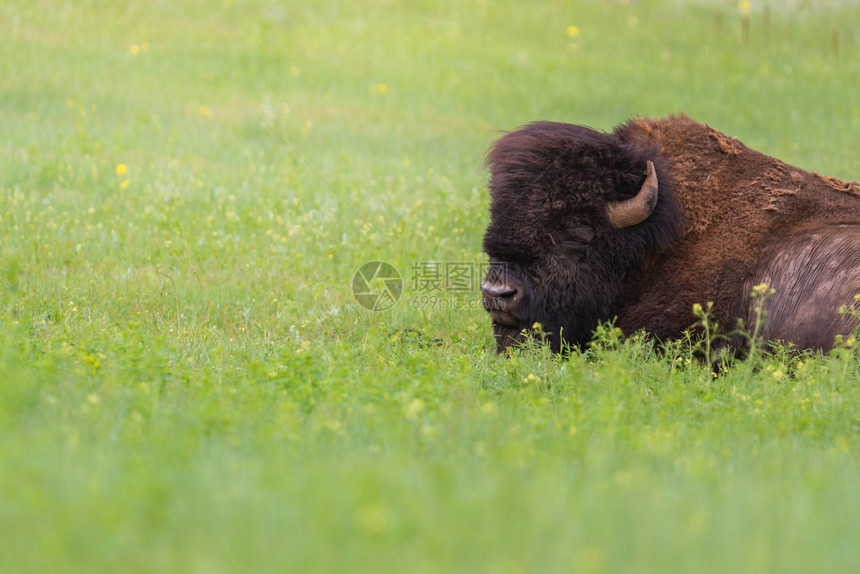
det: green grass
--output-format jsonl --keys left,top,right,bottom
{"left": 2, "top": 0, "right": 860, "bottom": 572}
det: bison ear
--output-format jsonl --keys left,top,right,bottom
{"left": 606, "top": 161, "right": 659, "bottom": 228}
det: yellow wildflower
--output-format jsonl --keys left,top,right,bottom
{"left": 751, "top": 282, "right": 773, "bottom": 297}
{"left": 405, "top": 398, "right": 424, "bottom": 419}
{"left": 371, "top": 83, "right": 389, "bottom": 95}
{"left": 116, "top": 164, "right": 127, "bottom": 175}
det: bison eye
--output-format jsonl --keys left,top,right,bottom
{"left": 559, "top": 240, "right": 590, "bottom": 260}
{"left": 549, "top": 225, "right": 595, "bottom": 261}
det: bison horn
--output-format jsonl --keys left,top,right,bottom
{"left": 606, "top": 161, "right": 659, "bottom": 228}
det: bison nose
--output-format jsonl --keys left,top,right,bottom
{"left": 481, "top": 283, "right": 518, "bottom": 299}
{"left": 481, "top": 281, "right": 521, "bottom": 315}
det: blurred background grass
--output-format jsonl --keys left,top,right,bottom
{"left": 2, "top": 1, "right": 860, "bottom": 572}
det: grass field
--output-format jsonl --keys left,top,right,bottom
{"left": 2, "top": 0, "right": 860, "bottom": 572}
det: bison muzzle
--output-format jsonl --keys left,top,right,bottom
{"left": 481, "top": 115, "right": 860, "bottom": 353}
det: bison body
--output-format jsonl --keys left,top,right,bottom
{"left": 481, "top": 115, "right": 860, "bottom": 352}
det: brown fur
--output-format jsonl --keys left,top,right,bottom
{"left": 482, "top": 115, "right": 860, "bottom": 352}
{"left": 613, "top": 116, "right": 859, "bottom": 345}
{"left": 745, "top": 227, "right": 860, "bottom": 349}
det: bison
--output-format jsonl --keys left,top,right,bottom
{"left": 481, "top": 115, "right": 860, "bottom": 353}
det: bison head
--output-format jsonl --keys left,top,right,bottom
{"left": 481, "top": 121, "right": 684, "bottom": 353}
